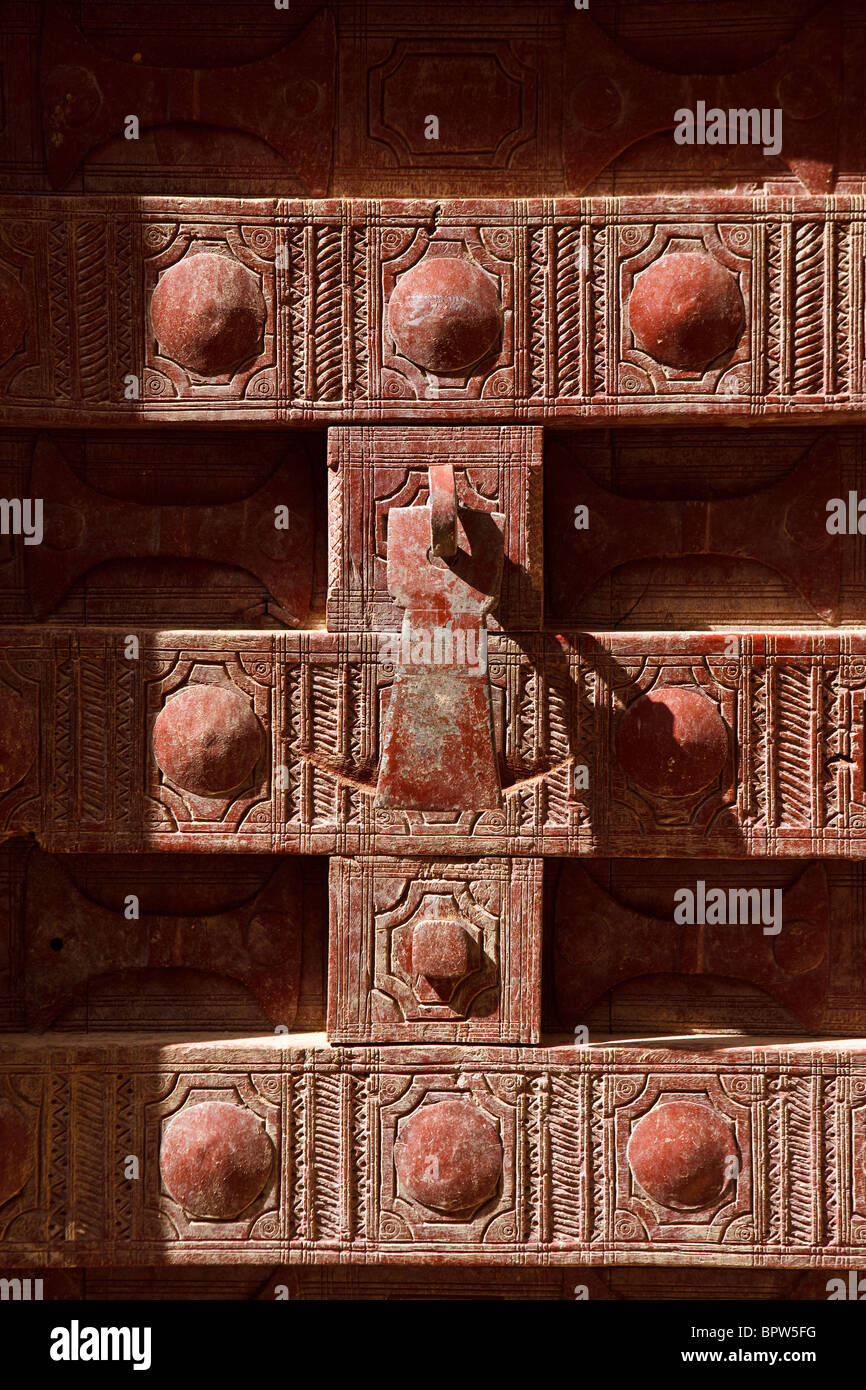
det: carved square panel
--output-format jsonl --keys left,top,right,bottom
{"left": 379, "top": 225, "right": 515, "bottom": 403}
{"left": 144, "top": 648, "right": 275, "bottom": 841}
{"left": 328, "top": 856, "right": 542, "bottom": 1043}
{"left": 333, "top": 12, "right": 563, "bottom": 198}
{"left": 326, "top": 424, "right": 542, "bottom": 632}
{"left": 613, "top": 221, "right": 754, "bottom": 400}
{"left": 0, "top": 216, "right": 50, "bottom": 404}
{"left": 0, "top": 844, "right": 26, "bottom": 1031}
{"left": 612, "top": 1075, "right": 754, "bottom": 1246}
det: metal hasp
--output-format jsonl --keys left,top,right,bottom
{"left": 375, "top": 463, "right": 505, "bottom": 811}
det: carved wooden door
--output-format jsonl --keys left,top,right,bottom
{"left": 0, "top": 0, "right": 863, "bottom": 1311}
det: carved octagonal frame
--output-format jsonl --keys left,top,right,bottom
{"left": 616, "top": 220, "right": 755, "bottom": 399}
{"left": 145, "top": 650, "right": 274, "bottom": 837}
{"left": 607, "top": 655, "right": 738, "bottom": 835}
{"left": 613, "top": 1074, "right": 754, "bottom": 1247}
{"left": 143, "top": 217, "right": 277, "bottom": 403}
{"left": 328, "top": 856, "right": 542, "bottom": 1044}
{"left": 375, "top": 1072, "right": 522, "bottom": 1246}
{"left": 381, "top": 226, "right": 515, "bottom": 402}
{"left": 144, "top": 1074, "right": 283, "bottom": 1243}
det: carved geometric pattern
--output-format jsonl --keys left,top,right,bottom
{"left": 3, "top": 0, "right": 866, "bottom": 1303}
{"left": 328, "top": 856, "right": 542, "bottom": 1043}
{"left": 0, "top": 1039, "right": 863, "bottom": 1266}
{"left": 1, "top": 199, "right": 865, "bottom": 423}
{"left": 2, "top": 630, "right": 866, "bottom": 857}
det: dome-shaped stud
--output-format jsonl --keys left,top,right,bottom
{"left": 410, "top": 919, "right": 474, "bottom": 1002}
{"left": 628, "top": 251, "right": 744, "bottom": 369}
{"left": 150, "top": 252, "right": 266, "bottom": 376}
{"left": 160, "top": 1100, "right": 274, "bottom": 1220}
{"left": 616, "top": 686, "right": 728, "bottom": 798}
{"left": 394, "top": 1099, "right": 502, "bottom": 1214}
{"left": 387, "top": 257, "right": 502, "bottom": 373}
{"left": 627, "top": 1100, "right": 738, "bottom": 1210}
{"left": 152, "top": 685, "right": 265, "bottom": 797}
